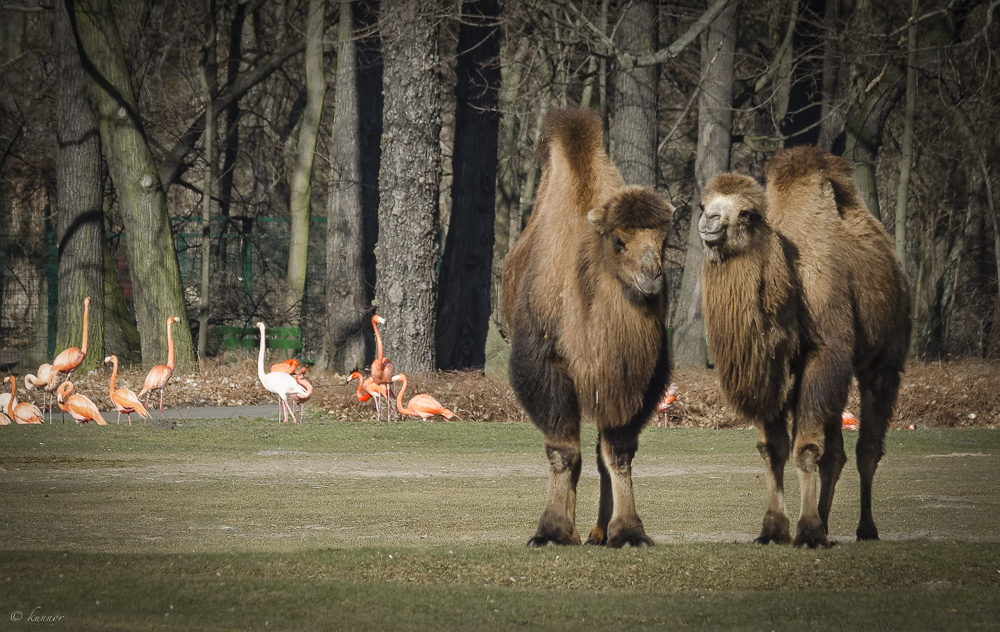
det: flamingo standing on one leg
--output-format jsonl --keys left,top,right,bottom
{"left": 138, "top": 316, "right": 180, "bottom": 418}
{"left": 52, "top": 296, "right": 90, "bottom": 380}
{"left": 56, "top": 381, "right": 106, "bottom": 425}
{"left": 290, "top": 366, "right": 313, "bottom": 416}
{"left": 105, "top": 355, "right": 151, "bottom": 426}
{"left": 370, "top": 315, "right": 395, "bottom": 422}
{"left": 255, "top": 322, "right": 307, "bottom": 423}
{"left": 347, "top": 371, "right": 390, "bottom": 419}
{"left": 24, "top": 363, "right": 63, "bottom": 423}
{"left": 4, "top": 376, "right": 43, "bottom": 424}
{"left": 390, "top": 373, "right": 457, "bottom": 420}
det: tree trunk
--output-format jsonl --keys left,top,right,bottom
{"left": 894, "top": 0, "right": 918, "bottom": 266}
{"left": 283, "top": 0, "right": 326, "bottom": 325}
{"left": 817, "top": 0, "right": 844, "bottom": 151}
{"left": 197, "top": 0, "right": 217, "bottom": 359}
{"left": 375, "top": 0, "right": 443, "bottom": 372}
{"left": 68, "top": 0, "right": 195, "bottom": 367}
{"left": 56, "top": 0, "right": 104, "bottom": 374}
{"left": 612, "top": 0, "right": 658, "bottom": 187}
{"left": 435, "top": 0, "right": 501, "bottom": 370}
{"left": 317, "top": 1, "right": 369, "bottom": 374}
{"left": 673, "top": 0, "right": 738, "bottom": 369}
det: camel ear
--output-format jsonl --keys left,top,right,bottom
{"left": 587, "top": 207, "right": 608, "bottom": 233}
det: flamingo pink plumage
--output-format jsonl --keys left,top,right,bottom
{"left": 56, "top": 381, "right": 106, "bottom": 425}
{"left": 138, "top": 316, "right": 180, "bottom": 417}
{"left": 4, "top": 376, "right": 43, "bottom": 424}
{"left": 390, "top": 373, "right": 457, "bottom": 420}
{"left": 25, "top": 363, "right": 62, "bottom": 423}
{"left": 105, "top": 355, "right": 151, "bottom": 426}
{"left": 52, "top": 296, "right": 90, "bottom": 379}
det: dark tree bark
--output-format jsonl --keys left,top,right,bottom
{"left": 673, "top": 0, "right": 738, "bottom": 368}
{"left": 55, "top": 0, "right": 104, "bottom": 374}
{"left": 375, "top": 0, "right": 443, "bottom": 372}
{"left": 612, "top": 0, "right": 658, "bottom": 187}
{"left": 435, "top": 0, "right": 502, "bottom": 370}
{"left": 317, "top": 1, "right": 370, "bottom": 374}
{"left": 68, "top": 0, "right": 195, "bottom": 367}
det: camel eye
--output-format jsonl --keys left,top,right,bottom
{"left": 739, "top": 209, "right": 754, "bottom": 222}
{"left": 613, "top": 236, "right": 626, "bottom": 253}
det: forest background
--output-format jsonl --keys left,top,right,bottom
{"left": 1, "top": 0, "right": 997, "bottom": 381}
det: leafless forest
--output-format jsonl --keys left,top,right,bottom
{"left": 1, "top": 0, "right": 997, "bottom": 377}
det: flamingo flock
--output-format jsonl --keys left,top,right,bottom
{"left": 6, "top": 297, "right": 459, "bottom": 427}
{"left": 3, "top": 298, "right": 179, "bottom": 427}
{"left": 344, "top": 315, "right": 457, "bottom": 422}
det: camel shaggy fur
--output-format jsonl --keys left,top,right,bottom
{"left": 699, "top": 146, "right": 911, "bottom": 547}
{"left": 502, "top": 108, "right": 673, "bottom": 547}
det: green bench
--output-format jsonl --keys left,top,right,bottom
{"left": 217, "top": 325, "right": 302, "bottom": 359}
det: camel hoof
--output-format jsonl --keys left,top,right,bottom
{"left": 856, "top": 522, "right": 880, "bottom": 541}
{"left": 606, "top": 525, "right": 654, "bottom": 548}
{"left": 527, "top": 534, "right": 579, "bottom": 547}
{"left": 755, "top": 512, "right": 792, "bottom": 545}
{"left": 793, "top": 521, "right": 830, "bottom": 549}
{"left": 585, "top": 525, "right": 606, "bottom": 546}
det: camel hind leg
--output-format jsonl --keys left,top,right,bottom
{"left": 817, "top": 413, "right": 848, "bottom": 534}
{"left": 855, "top": 361, "right": 900, "bottom": 540}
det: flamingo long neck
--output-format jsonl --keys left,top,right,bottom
{"left": 166, "top": 319, "right": 176, "bottom": 370}
{"left": 395, "top": 375, "right": 412, "bottom": 415}
{"left": 353, "top": 374, "right": 365, "bottom": 398}
{"left": 6, "top": 380, "right": 14, "bottom": 417}
{"left": 108, "top": 357, "right": 118, "bottom": 398}
{"left": 80, "top": 299, "right": 90, "bottom": 356}
{"left": 257, "top": 325, "right": 267, "bottom": 383}
{"left": 373, "top": 318, "right": 384, "bottom": 360}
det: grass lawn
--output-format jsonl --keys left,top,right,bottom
{"left": 1, "top": 418, "right": 998, "bottom": 630}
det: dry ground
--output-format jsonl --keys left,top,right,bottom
{"left": 58, "top": 355, "right": 999, "bottom": 428}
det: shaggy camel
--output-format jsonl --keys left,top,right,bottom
{"left": 699, "top": 146, "right": 911, "bottom": 547}
{"left": 503, "top": 108, "right": 673, "bottom": 548}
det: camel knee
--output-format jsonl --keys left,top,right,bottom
{"left": 794, "top": 442, "right": 822, "bottom": 473}
{"left": 545, "top": 444, "right": 581, "bottom": 473}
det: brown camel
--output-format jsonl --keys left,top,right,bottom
{"left": 502, "top": 108, "right": 673, "bottom": 548}
{"left": 699, "top": 146, "right": 911, "bottom": 548}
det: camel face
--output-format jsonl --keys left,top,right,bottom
{"left": 698, "top": 173, "right": 767, "bottom": 264}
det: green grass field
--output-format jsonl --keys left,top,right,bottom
{"left": 1, "top": 418, "right": 998, "bottom": 630}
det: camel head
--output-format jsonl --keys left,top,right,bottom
{"left": 587, "top": 186, "right": 673, "bottom": 300}
{"left": 698, "top": 173, "right": 768, "bottom": 264}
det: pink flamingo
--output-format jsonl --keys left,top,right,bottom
{"left": 255, "top": 322, "right": 307, "bottom": 423}
{"left": 271, "top": 358, "right": 299, "bottom": 374}
{"left": 370, "top": 315, "right": 395, "bottom": 421}
{"left": 24, "top": 363, "right": 62, "bottom": 423}
{"left": 52, "top": 296, "right": 90, "bottom": 379}
{"left": 105, "top": 355, "right": 151, "bottom": 426}
{"left": 56, "top": 381, "right": 106, "bottom": 425}
{"left": 390, "top": 373, "right": 457, "bottom": 420}
{"left": 138, "top": 316, "right": 180, "bottom": 417}
{"left": 347, "top": 370, "right": 390, "bottom": 419}
{"left": 4, "top": 376, "right": 43, "bottom": 424}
